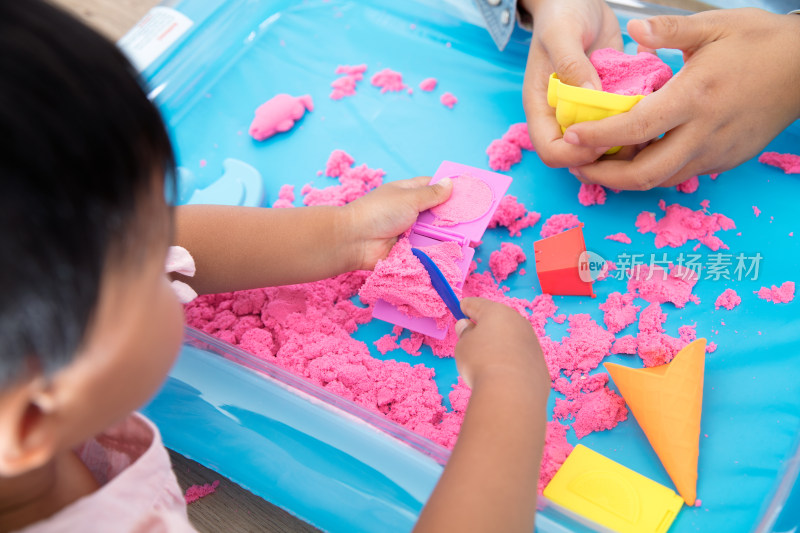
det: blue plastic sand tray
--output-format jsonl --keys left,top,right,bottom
{"left": 138, "top": 1, "right": 800, "bottom": 532}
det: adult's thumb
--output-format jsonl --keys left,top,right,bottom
{"left": 628, "top": 14, "right": 713, "bottom": 52}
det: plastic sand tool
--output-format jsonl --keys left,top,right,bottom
{"left": 533, "top": 224, "right": 596, "bottom": 297}
{"left": 543, "top": 444, "right": 684, "bottom": 533}
{"left": 372, "top": 161, "right": 512, "bottom": 339}
{"left": 411, "top": 247, "right": 468, "bottom": 321}
{"left": 547, "top": 73, "right": 644, "bottom": 155}
{"left": 604, "top": 338, "right": 707, "bottom": 506}
{"left": 183, "top": 158, "right": 265, "bottom": 207}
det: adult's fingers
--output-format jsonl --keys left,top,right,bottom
{"left": 573, "top": 126, "right": 701, "bottom": 190}
{"left": 540, "top": 24, "right": 602, "bottom": 90}
{"left": 562, "top": 84, "right": 690, "bottom": 149}
{"left": 628, "top": 13, "right": 719, "bottom": 54}
{"left": 524, "top": 45, "right": 610, "bottom": 168}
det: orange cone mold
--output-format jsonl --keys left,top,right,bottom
{"left": 604, "top": 338, "right": 706, "bottom": 505}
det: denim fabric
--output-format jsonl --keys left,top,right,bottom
{"left": 473, "top": 0, "right": 518, "bottom": 50}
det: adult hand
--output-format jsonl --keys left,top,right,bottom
{"left": 564, "top": 9, "right": 800, "bottom": 190}
{"left": 522, "top": 0, "right": 623, "bottom": 168}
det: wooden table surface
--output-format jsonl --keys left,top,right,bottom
{"left": 47, "top": 0, "right": 710, "bottom": 530}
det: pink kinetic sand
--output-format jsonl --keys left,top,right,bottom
{"left": 430, "top": 174, "right": 493, "bottom": 227}
{"left": 325, "top": 149, "right": 355, "bottom": 177}
{"left": 599, "top": 292, "right": 640, "bottom": 334}
{"left": 304, "top": 150, "right": 384, "bottom": 206}
{"left": 488, "top": 195, "right": 541, "bottom": 237}
{"left": 501, "top": 123, "right": 535, "bottom": 151}
{"left": 636, "top": 203, "right": 735, "bottom": 251}
{"left": 330, "top": 64, "right": 368, "bottom": 100}
{"left": 486, "top": 123, "right": 535, "bottom": 171}
{"left": 419, "top": 78, "right": 437, "bottom": 91}
{"left": 758, "top": 151, "right": 800, "bottom": 174}
{"left": 605, "top": 232, "right": 632, "bottom": 244}
{"left": 540, "top": 213, "right": 581, "bottom": 238}
{"left": 486, "top": 139, "right": 521, "bottom": 172}
{"left": 185, "top": 480, "right": 220, "bottom": 504}
{"left": 440, "top": 92, "right": 457, "bottom": 109}
{"left": 546, "top": 314, "right": 615, "bottom": 379}
{"left": 273, "top": 184, "right": 295, "bottom": 208}
{"left": 249, "top": 94, "right": 313, "bottom": 141}
{"left": 635, "top": 303, "right": 691, "bottom": 367}
{"left": 715, "top": 289, "right": 741, "bottom": 310}
{"left": 589, "top": 48, "right": 673, "bottom": 96}
{"left": 753, "top": 206, "right": 761, "bottom": 218}
{"left": 553, "top": 384, "right": 628, "bottom": 439}
{"left": 359, "top": 237, "right": 464, "bottom": 327}
{"left": 538, "top": 421, "right": 573, "bottom": 493}
{"left": 371, "top": 68, "right": 406, "bottom": 93}
{"left": 676, "top": 176, "right": 699, "bottom": 194}
{"left": 489, "top": 242, "right": 526, "bottom": 282}
{"left": 578, "top": 183, "right": 607, "bottom": 206}
{"left": 627, "top": 264, "right": 700, "bottom": 309}
{"left": 755, "top": 281, "right": 795, "bottom": 304}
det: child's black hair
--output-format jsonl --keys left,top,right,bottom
{"left": 0, "top": 0, "right": 177, "bottom": 386}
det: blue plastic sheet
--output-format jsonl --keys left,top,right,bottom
{"left": 141, "top": 0, "right": 800, "bottom": 531}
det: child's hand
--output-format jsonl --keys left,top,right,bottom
{"left": 345, "top": 176, "right": 453, "bottom": 270}
{"left": 453, "top": 297, "right": 549, "bottom": 391}
{"left": 564, "top": 9, "right": 800, "bottom": 189}
{"left": 521, "top": 0, "right": 623, "bottom": 169}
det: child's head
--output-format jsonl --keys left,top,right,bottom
{"left": 0, "top": 0, "right": 184, "bottom": 477}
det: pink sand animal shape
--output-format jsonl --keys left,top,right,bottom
{"left": 249, "top": 94, "right": 314, "bottom": 141}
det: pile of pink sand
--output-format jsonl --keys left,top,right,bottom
{"left": 758, "top": 151, "right": 800, "bottom": 174}
{"left": 331, "top": 64, "right": 368, "bottom": 100}
{"left": 578, "top": 184, "right": 607, "bottom": 206}
{"left": 489, "top": 242, "right": 526, "bottom": 282}
{"left": 589, "top": 48, "right": 673, "bottom": 96}
{"left": 540, "top": 213, "right": 581, "bottom": 238}
{"left": 488, "top": 195, "right": 541, "bottom": 237}
{"left": 636, "top": 202, "right": 736, "bottom": 251}
{"left": 302, "top": 150, "right": 384, "bottom": 206}
{"left": 755, "top": 281, "right": 795, "bottom": 304}
{"left": 273, "top": 184, "right": 295, "bottom": 208}
{"left": 371, "top": 68, "right": 406, "bottom": 93}
{"left": 715, "top": 289, "right": 741, "bottom": 310}
{"left": 486, "top": 123, "right": 535, "bottom": 172}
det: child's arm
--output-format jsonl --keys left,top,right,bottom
{"left": 172, "top": 176, "right": 452, "bottom": 294}
{"left": 414, "top": 298, "right": 550, "bottom": 533}
{"left": 564, "top": 9, "right": 800, "bottom": 189}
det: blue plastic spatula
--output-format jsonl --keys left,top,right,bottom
{"left": 411, "top": 247, "right": 468, "bottom": 321}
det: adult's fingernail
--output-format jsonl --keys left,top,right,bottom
{"left": 563, "top": 130, "right": 579, "bottom": 145}
{"left": 455, "top": 319, "right": 469, "bottom": 337}
{"left": 638, "top": 19, "right": 652, "bottom": 36}
{"left": 581, "top": 81, "right": 596, "bottom": 90}
{"left": 437, "top": 177, "right": 452, "bottom": 187}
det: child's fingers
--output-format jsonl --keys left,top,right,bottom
{"left": 407, "top": 176, "right": 453, "bottom": 212}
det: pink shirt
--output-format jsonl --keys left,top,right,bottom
{"left": 17, "top": 413, "right": 197, "bottom": 533}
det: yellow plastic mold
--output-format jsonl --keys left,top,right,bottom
{"left": 543, "top": 445, "right": 684, "bottom": 533}
{"left": 547, "top": 73, "right": 644, "bottom": 155}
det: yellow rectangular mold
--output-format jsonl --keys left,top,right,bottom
{"left": 543, "top": 445, "right": 684, "bottom": 533}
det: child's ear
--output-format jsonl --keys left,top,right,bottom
{"left": 0, "top": 377, "right": 60, "bottom": 477}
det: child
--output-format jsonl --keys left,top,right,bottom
{"left": 0, "top": 1, "right": 549, "bottom": 531}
